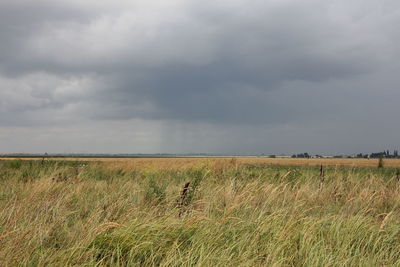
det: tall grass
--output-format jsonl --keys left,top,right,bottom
{"left": 1, "top": 160, "right": 400, "bottom": 266}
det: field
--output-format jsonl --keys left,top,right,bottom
{"left": 1, "top": 158, "right": 400, "bottom": 266}
{"left": 2, "top": 156, "right": 400, "bottom": 169}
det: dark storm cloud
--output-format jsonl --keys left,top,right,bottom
{"left": 0, "top": 2, "right": 91, "bottom": 76}
{"left": 1, "top": 0, "right": 400, "bottom": 153}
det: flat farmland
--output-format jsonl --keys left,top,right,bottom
{"left": 1, "top": 156, "right": 400, "bottom": 169}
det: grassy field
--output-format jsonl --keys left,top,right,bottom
{"left": 2, "top": 156, "right": 400, "bottom": 169}
{"left": 1, "top": 158, "right": 400, "bottom": 266}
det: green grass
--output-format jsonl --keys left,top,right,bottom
{"left": 1, "top": 160, "right": 400, "bottom": 266}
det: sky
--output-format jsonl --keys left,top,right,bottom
{"left": 0, "top": 0, "right": 399, "bottom": 155}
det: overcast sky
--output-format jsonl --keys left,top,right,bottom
{"left": 0, "top": 0, "right": 399, "bottom": 155}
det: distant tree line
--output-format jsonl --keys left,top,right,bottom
{"left": 291, "top": 153, "right": 330, "bottom": 158}
{"left": 291, "top": 153, "right": 311, "bottom": 158}
{"left": 366, "top": 150, "right": 399, "bottom": 159}
{"left": 290, "top": 150, "right": 399, "bottom": 159}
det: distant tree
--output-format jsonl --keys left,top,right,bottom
{"left": 370, "top": 152, "right": 385, "bottom": 159}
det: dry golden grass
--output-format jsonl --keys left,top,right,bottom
{"left": 1, "top": 156, "right": 400, "bottom": 169}
{"left": 1, "top": 160, "right": 400, "bottom": 266}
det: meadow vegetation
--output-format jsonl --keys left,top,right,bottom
{"left": 1, "top": 159, "right": 400, "bottom": 266}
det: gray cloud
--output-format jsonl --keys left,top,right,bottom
{"left": 0, "top": 0, "right": 399, "bottom": 154}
